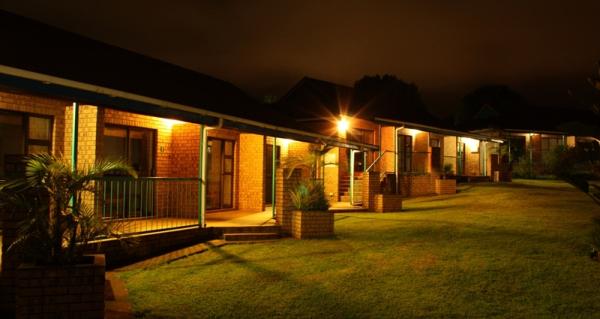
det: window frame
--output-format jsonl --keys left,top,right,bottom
{"left": 0, "top": 109, "right": 54, "bottom": 154}
{"left": 102, "top": 124, "right": 157, "bottom": 177}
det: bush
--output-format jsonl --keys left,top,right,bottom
{"left": 289, "top": 179, "right": 330, "bottom": 211}
{"left": 512, "top": 157, "right": 535, "bottom": 179}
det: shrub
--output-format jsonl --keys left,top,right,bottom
{"left": 289, "top": 179, "right": 330, "bottom": 211}
{"left": 0, "top": 154, "right": 136, "bottom": 265}
{"left": 512, "top": 156, "right": 535, "bottom": 179}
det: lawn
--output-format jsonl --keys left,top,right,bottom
{"left": 119, "top": 180, "right": 600, "bottom": 318}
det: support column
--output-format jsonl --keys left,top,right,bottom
{"left": 350, "top": 150, "right": 356, "bottom": 205}
{"left": 198, "top": 124, "right": 207, "bottom": 227}
{"left": 71, "top": 102, "right": 79, "bottom": 171}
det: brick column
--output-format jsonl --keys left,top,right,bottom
{"left": 0, "top": 209, "right": 21, "bottom": 315}
{"left": 276, "top": 168, "right": 302, "bottom": 235}
{"left": 238, "top": 134, "right": 264, "bottom": 211}
{"left": 362, "top": 171, "right": 381, "bottom": 211}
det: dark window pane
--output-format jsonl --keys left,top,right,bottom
{"left": 0, "top": 112, "right": 25, "bottom": 178}
{"left": 28, "top": 116, "right": 51, "bottom": 140}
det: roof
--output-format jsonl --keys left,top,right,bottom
{"left": 0, "top": 10, "right": 294, "bottom": 128}
{"left": 459, "top": 102, "right": 600, "bottom": 137}
{"left": 0, "top": 11, "right": 380, "bottom": 150}
{"left": 276, "top": 77, "right": 355, "bottom": 118}
{"left": 276, "top": 76, "right": 444, "bottom": 127}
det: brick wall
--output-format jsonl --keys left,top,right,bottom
{"left": 362, "top": 171, "right": 381, "bottom": 211}
{"left": 86, "top": 226, "right": 213, "bottom": 268}
{"left": 435, "top": 179, "right": 456, "bottom": 195}
{"left": 0, "top": 89, "right": 67, "bottom": 156}
{"left": 398, "top": 174, "right": 436, "bottom": 197}
{"left": 275, "top": 168, "right": 304, "bottom": 234}
{"left": 16, "top": 255, "right": 105, "bottom": 319}
{"left": 380, "top": 126, "right": 395, "bottom": 173}
{"left": 323, "top": 147, "right": 339, "bottom": 202}
{"left": 0, "top": 210, "right": 20, "bottom": 315}
{"left": 238, "top": 134, "right": 264, "bottom": 211}
{"left": 0, "top": 90, "right": 68, "bottom": 316}
{"left": 374, "top": 194, "right": 403, "bottom": 212}
{"left": 291, "top": 211, "right": 334, "bottom": 239}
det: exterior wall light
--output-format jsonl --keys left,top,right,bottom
{"left": 337, "top": 116, "right": 349, "bottom": 134}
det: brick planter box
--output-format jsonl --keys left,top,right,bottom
{"left": 291, "top": 211, "right": 334, "bottom": 239}
{"left": 374, "top": 194, "right": 403, "bottom": 212}
{"left": 16, "top": 254, "right": 105, "bottom": 319}
{"left": 435, "top": 179, "right": 456, "bottom": 195}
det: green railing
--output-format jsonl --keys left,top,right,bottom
{"left": 94, "top": 177, "right": 201, "bottom": 234}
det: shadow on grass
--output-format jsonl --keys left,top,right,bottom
{"left": 185, "top": 241, "right": 367, "bottom": 316}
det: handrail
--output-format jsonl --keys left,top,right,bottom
{"left": 366, "top": 150, "right": 395, "bottom": 173}
{"left": 94, "top": 176, "right": 201, "bottom": 181}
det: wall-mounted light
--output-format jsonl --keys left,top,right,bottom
{"left": 462, "top": 137, "right": 480, "bottom": 151}
{"left": 162, "top": 118, "right": 184, "bottom": 128}
{"left": 337, "top": 116, "right": 349, "bottom": 134}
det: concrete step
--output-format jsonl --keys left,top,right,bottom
{"left": 223, "top": 232, "right": 281, "bottom": 242}
{"left": 217, "top": 225, "right": 281, "bottom": 234}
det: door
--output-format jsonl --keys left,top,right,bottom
{"left": 397, "top": 134, "right": 412, "bottom": 173}
{"left": 264, "top": 144, "right": 281, "bottom": 204}
{"left": 430, "top": 138, "right": 441, "bottom": 172}
{"left": 206, "top": 138, "right": 235, "bottom": 210}
{"left": 456, "top": 142, "right": 466, "bottom": 175}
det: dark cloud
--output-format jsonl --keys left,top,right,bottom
{"left": 2, "top": 0, "right": 600, "bottom": 116}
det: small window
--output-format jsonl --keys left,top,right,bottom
{"left": 430, "top": 138, "right": 440, "bottom": 148}
{"left": 0, "top": 111, "right": 52, "bottom": 179}
{"left": 102, "top": 125, "right": 155, "bottom": 176}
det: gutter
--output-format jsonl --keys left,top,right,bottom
{"left": 373, "top": 117, "right": 501, "bottom": 142}
{"left": 0, "top": 64, "right": 376, "bottom": 150}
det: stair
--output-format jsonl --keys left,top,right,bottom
{"left": 223, "top": 232, "right": 281, "bottom": 242}
{"left": 339, "top": 174, "right": 363, "bottom": 204}
{"left": 217, "top": 225, "right": 282, "bottom": 242}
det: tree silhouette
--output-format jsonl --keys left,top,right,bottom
{"left": 455, "top": 85, "right": 526, "bottom": 129}
{"left": 351, "top": 75, "right": 430, "bottom": 121}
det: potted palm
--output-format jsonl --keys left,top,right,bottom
{"left": 0, "top": 154, "right": 136, "bottom": 318}
{"left": 289, "top": 179, "right": 333, "bottom": 239}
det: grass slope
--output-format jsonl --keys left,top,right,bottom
{"left": 120, "top": 180, "right": 600, "bottom": 318}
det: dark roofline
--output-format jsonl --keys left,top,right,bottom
{"left": 0, "top": 11, "right": 376, "bottom": 150}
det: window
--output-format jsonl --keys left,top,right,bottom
{"left": 541, "top": 136, "right": 562, "bottom": 154}
{"left": 102, "top": 125, "right": 155, "bottom": 176}
{"left": 397, "top": 134, "right": 412, "bottom": 173}
{"left": 0, "top": 110, "right": 52, "bottom": 178}
{"left": 349, "top": 128, "right": 374, "bottom": 144}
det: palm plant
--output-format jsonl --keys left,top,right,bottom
{"left": 0, "top": 153, "right": 137, "bottom": 265}
{"left": 289, "top": 179, "right": 330, "bottom": 211}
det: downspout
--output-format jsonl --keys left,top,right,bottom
{"left": 272, "top": 137, "right": 277, "bottom": 218}
{"left": 71, "top": 102, "right": 79, "bottom": 171}
{"left": 350, "top": 150, "right": 355, "bottom": 205}
{"left": 69, "top": 102, "right": 79, "bottom": 213}
{"left": 394, "top": 126, "right": 404, "bottom": 194}
{"left": 198, "top": 124, "right": 207, "bottom": 227}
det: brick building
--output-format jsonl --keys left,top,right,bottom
{"left": 276, "top": 77, "right": 502, "bottom": 205}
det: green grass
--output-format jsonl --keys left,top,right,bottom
{"left": 120, "top": 180, "right": 600, "bottom": 318}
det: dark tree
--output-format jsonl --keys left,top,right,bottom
{"left": 455, "top": 85, "right": 526, "bottom": 129}
{"left": 351, "top": 75, "right": 430, "bottom": 121}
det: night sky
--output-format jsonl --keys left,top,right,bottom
{"left": 2, "top": 0, "right": 600, "bottom": 116}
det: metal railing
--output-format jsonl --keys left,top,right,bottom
{"left": 94, "top": 177, "right": 201, "bottom": 234}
